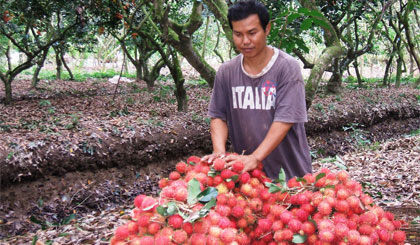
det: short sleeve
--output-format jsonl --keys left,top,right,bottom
{"left": 273, "top": 59, "right": 308, "bottom": 123}
{"left": 208, "top": 66, "right": 228, "bottom": 120}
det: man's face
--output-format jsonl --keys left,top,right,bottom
{"left": 232, "top": 14, "right": 270, "bottom": 59}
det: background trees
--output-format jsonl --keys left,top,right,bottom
{"left": 1, "top": 0, "right": 419, "bottom": 108}
{"left": 0, "top": 0, "right": 88, "bottom": 104}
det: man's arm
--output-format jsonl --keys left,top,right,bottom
{"left": 210, "top": 118, "right": 229, "bottom": 153}
{"left": 202, "top": 118, "right": 228, "bottom": 162}
{"left": 252, "top": 121, "right": 293, "bottom": 163}
{"left": 225, "top": 121, "right": 293, "bottom": 173}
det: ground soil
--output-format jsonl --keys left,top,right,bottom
{"left": 0, "top": 77, "right": 419, "bottom": 243}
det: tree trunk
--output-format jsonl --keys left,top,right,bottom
{"left": 136, "top": 64, "right": 143, "bottom": 83}
{"left": 32, "top": 48, "right": 49, "bottom": 88}
{"left": 171, "top": 52, "right": 187, "bottom": 112}
{"left": 61, "top": 52, "right": 74, "bottom": 80}
{"left": 202, "top": 16, "right": 210, "bottom": 58}
{"left": 353, "top": 58, "right": 363, "bottom": 87}
{"left": 32, "top": 65, "right": 43, "bottom": 88}
{"left": 383, "top": 54, "right": 394, "bottom": 87}
{"left": 55, "top": 48, "right": 62, "bottom": 80}
{"left": 395, "top": 38, "right": 403, "bottom": 88}
{"left": 395, "top": 56, "right": 402, "bottom": 88}
{"left": 327, "top": 59, "right": 342, "bottom": 94}
{"left": 141, "top": 63, "right": 155, "bottom": 91}
{"left": 408, "top": 50, "right": 414, "bottom": 75}
{"left": 401, "top": 1, "right": 420, "bottom": 78}
{"left": 298, "top": 0, "right": 344, "bottom": 110}
{"left": 305, "top": 46, "right": 343, "bottom": 109}
{"left": 149, "top": 58, "right": 165, "bottom": 90}
{"left": 172, "top": 37, "right": 215, "bottom": 87}
{"left": 3, "top": 79, "right": 13, "bottom": 105}
{"left": 152, "top": 0, "right": 216, "bottom": 87}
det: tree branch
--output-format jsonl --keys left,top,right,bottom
{"left": 293, "top": 49, "right": 314, "bottom": 69}
{"left": 185, "top": 1, "right": 204, "bottom": 35}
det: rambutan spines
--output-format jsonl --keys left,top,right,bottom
{"left": 110, "top": 156, "right": 406, "bottom": 244}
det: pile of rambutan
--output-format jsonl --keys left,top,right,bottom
{"left": 110, "top": 155, "right": 407, "bottom": 244}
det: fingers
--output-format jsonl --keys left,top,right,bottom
{"left": 201, "top": 155, "right": 210, "bottom": 162}
{"left": 224, "top": 154, "right": 238, "bottom": 162}
{"left": 201, "top": 152, "right": 226, "bottom": 163}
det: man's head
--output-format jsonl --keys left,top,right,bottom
{"left": 228, "top": 0, "right": 270, "bottom": 31}
{"left": 228, "top": 1, "right": 271, "bottom": 59}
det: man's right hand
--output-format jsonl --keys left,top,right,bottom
{"left": 201, "top": 152, "right": 226, "bottom": 164}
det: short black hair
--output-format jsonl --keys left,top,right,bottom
{"left": 228, "top": 0, "right": 270, "bottom": 30}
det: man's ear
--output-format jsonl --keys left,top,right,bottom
{"left": 265, "top": 21, "right": 272, "bottom": 35}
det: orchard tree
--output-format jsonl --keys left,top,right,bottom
{"left": 151, "top": 0, "right": 216, "bottom": 87}
{"left": 264, "top": 0, "right": 343, "bottom": 109}
{"left": 264, "top": 0, "right": 397, "bottom": 108}
{"left": 86, "top": 0, "right": 167, "bottom": 90}
{"left": 108, "top": 0, "right": 166, "bottom": 90}
{"left": 0, "top": 0, "right": 86, "bottom": 104}
{"left": 87, "top": 0, "right": 189, "bottom": 111}
{"left": 399, "top": 0, "right": 420, "bottom": 88}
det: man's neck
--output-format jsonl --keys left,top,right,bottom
{"left": 243, "top": 46, "right": 274, "bottom": 76}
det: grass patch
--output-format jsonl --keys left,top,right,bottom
{"left": 344, "top": 75, "right": 418, "bottom": 89}
{"left": 22, "top": 69, "right": 136, "bottom": 82}
{"left": 406, "top": 127, "right": 420, "bottom": 137}
{"left": 186, "top": 78, "right": 208, "bottom": 87}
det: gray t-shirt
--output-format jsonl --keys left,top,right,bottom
{"left": 208, "top": 47, "right": 312, "bottom": 180}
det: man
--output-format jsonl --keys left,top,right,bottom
{"left": 202, "top": 0, "right": 311, "bottom": 180}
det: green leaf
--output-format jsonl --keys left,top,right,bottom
{"left": 207, "top": 169, "right": 217, "bottom": 177}
{"left": 278, "top": 168, "right": 286, "bottom": 183}
{"left": 58, "top": 233, "right": 70, "bottom": 237}
{"left": 199, "top": 198, "right": 217, "bottom": 218}
{"left": 265, "top": 182, "right": 282, "bottom": 193}
{"left": 335, "top": 156, "right": 347, "bottom": 170}
{"left": 32, "top": 235, "right": 38, "bottom": 245}
{"left": 276, "top": 11, "right": 290, "bottom": 19}
{"left": 167, "top": 202, "right": 177, "bottom": 215}
{"left": 37, "top": 198, "right": 44, "bottom": 207}
{"left": 157, "top": 202, "right": 178, "bottom": 217}
{"left": 408, "top": 1, "right": 415, "bottom": 11}
{"left": 308, "top": 10, "right": 324, "bottom": 18}
{"left": 315, "top": 173, "right": 326, "bottom": 181}
{"left": 296, "top": 177, "right": 307, "bottom": 183}
{"left": 197, "top": 187, "right": 218, "bottom": 203}
{"left": 312, "top": 18, "right": 332, "bottom": 31}
{"left": 61, "top": 214, "right": 76, "bottom": 225}
{"left": 295, "top": 38, "right": 310, "bottom": 53}
{"left": 187, "top": 178, "right": 202, "bottom": 205}
{"left": 227, "top": 175, "right": 239, "bottom": 182}
{"left": 287, "top": 13, "right": 301, "bottom": 23}
{"left": 300, "top": 18, "right": 313, "bottom": 30}
{"left": 285, "top": 42, "right": 295, "bottom": 53}
{"left": 293, "top": 234, "right": 307, "bottom": 243}
{"left": 184, "top": 198, "right": 217, "bottom": 223}
{"left": 324, "top": 185, "right": 336, "bottom": 189}
{"left": 202, "top": 197, "right": 217, "bottom": 211}
{"left": 298, "top": 8, "right": 310, "bottom": 15}
{"left": 30, "top": 216, "right": 48, "bottom": 230}
{"left": 157, "top": 206, "right": 167, "bottom": 216}
{"left": 188, "top": 161, "right": 196, "bottom": 166}
{"left": 309, "top": 217, "right": 318, "bottom": 228}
